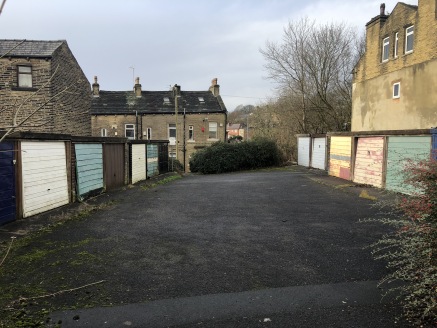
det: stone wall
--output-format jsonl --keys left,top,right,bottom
{"left": 351, "top": 0, "right": 437, "bottom": 131}
{"left": 0, "top": 42, "right": 91, "bottom": 136}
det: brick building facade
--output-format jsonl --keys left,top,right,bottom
{"left": 0, "top": 40, "right": 91, "bottom": 137}
{"left": 90, "top": 78, "right": 228, "bottom": 171}
{"left": 351, "top": 0, "right": 437, "bottom": 131}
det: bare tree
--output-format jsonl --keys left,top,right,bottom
{"left": 0, "top": 0, "right": 7, "bottom": 16}
{"left": 260, "top": 18, "right": 363, "bottom": 133}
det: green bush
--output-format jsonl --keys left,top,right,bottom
{"left": 364, "top": 159, "right": 437, "bottom": 326}
{"left": 189, "top": 139, "right": 281, "bottom": 174}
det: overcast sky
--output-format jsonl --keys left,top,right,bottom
{"left": 0, "top": 0, "right": 418, "bottom": 111}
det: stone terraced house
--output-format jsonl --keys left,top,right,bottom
{"left": 0, "top": 39, "right": 91, "bottom": 136}
{"left": 90, "top": 78, "right": 227, "bottom": 171}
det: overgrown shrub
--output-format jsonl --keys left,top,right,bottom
{"left": 170, "top": 158, "right": 184, "bottom": 173}
{"left": 366, "top": 159, "right": 437, "bottom": 326}
{"left": 189, "top": 139, "right": 282, "bottom": 174}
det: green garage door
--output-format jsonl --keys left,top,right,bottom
{"left": 386, "top": 136, "right": 431, "bottom": 194}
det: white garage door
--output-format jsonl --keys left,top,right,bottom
{"left": 21, "top": 141, "right": 69, "bottom": 218}
{"left": 297, "top": 137, "right": 311, "bottom": 167}
{"left": 311, "top": 137, "right": 326, "bottom": 170}
{"left": 131, "top": 144, "right": 146, "bottom": 184}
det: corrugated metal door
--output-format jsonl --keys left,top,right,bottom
{"left": 329, "top": 136, "right": 352, "bottom": 180}
{"left": 353, "top": 137, "right": 385, "bottom": 188}
{"left": 386, "top": 136, "right": 431, "bottom": 194}
{"left": 311, "top": 137, "right": 326, "bottom": 170}
{"left": 21, "top": 141, "right": 69, "bottom": 218}
{"left": 297, "top": 137, "right": 311, "bottom": 167}
{"left": 147, "top": 144, "right": 159, "bottom": 178}
{"left": 103, "top": 143, "right": 125, "bottom": 190}
{"left": 131, "top": 144, "right": 146, "bottom": 184}
{"left": 75, "top": 143, "right": 104, "bottom": 200}
{"left": 0, "top": 142, "right": 16, "bottom": 225}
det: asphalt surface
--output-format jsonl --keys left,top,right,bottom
{"left": 1, "top": 167, "right": 409, "bottom": 327}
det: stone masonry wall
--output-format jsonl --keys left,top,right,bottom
{"left": 50, "top": 43, "right": 91, "bottom": 136}
{"left": 0, "top": 57, "right": 53, "bottom": 133}
{"left": 0, "top": 42, "right": 91, "bottom": 136}
{"left": 354, "top": 0, "right": 437, "bottom": 83}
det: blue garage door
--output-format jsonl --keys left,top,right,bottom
{"left": 432, "top": 129, "right": 437, "bottom": 161}
{"left": 0, "top": 142, "right": 16, "bottom": 225}
{"left": 75, "top": 143, "right": 104, "bottom": 200}
{"left": 147, "top": 144, "right": 159, "bottom": 178}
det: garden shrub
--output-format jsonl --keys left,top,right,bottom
{"left": 189, "top": 139, "right": 281, "bottom": 174}
{"left": 366, "top": 159, "right": 437, "bottom": 326}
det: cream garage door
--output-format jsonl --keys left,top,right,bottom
{"left": 131, "top": 144, "right": 146, "bottom": 184}
{"left": 21, "top": 141, "right": 69, "bottom": 218}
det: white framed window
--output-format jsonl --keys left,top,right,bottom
{"left": 101, "top": 128, "right": 107, "bottom": 137}
{"left": 208, "top": 122, "right": 218, "bottom": 139}
{"left": 382, "top": 37, "right": 390, "bottom": 62}
{"left": 198, "top": 97, "right": 204, "bottom": 103}
{"left": 163, "top": 97, "right": 170, "bottom": 104}
{"left": 168, "top": 123, "right": 176, "bottom": 138}
{"left": 125, "top": 124, "right": 135, "bottom": 139}
{"left": 405, "top": 25, "right": 414, "bottom": 54}
{"left": 168, "top": 123, "right": 176, "bottom": 145}
{"left": 146, "top": 127, "right": 152, "bottom": 140}
{"left": 393, "top": 82, "right": 400, "bottom": 99}
{"left": 394, "top": 32, "right": 399, "bottom": 58}
{"left": 18, "top": 65, "right": 32, "bottom": 88}
{"left": 188, "top": 125, "right": 194, "bottom": 140}
{"left": 169, "top": 150, "right": 176, "bottom": 158}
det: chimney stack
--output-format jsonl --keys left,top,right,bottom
{"left": 209, "top": 78, "right": 220, "bottom": 97}
{"left": 134, "top": 77, "right": 142, "bottom": 97}
{"left": 92, "top": 76, "right": 99, "bottom": 97}
{"left": 380, "top": 3, "right": 385, "bottom": 15}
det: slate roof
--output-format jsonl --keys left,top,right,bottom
{"left": 91, "top": 90, "right": 227, "bottom": 115}
{"left": 0, "top": 39, "right": 65, "bottom": 58}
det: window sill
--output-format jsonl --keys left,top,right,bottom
{"left": 11, "top": 87, "right": 38, "bottom": 91}
{"left": 207, "top": 138, "right": 219, "bottom": 142}
{"left": 187, "top": 140, "right": 195, "bottom": 143}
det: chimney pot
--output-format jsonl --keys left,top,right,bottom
{"left": 380, "top": 3, "right": 385, "bottom": 15}
{"left": 92, "top": 75, "right": 100, "bottom": 97}
{"left": 134, "top": 77, "right": 142, "bottom": 97}
{"left": 209, "top": 78, "right": 220, "bottom": 97}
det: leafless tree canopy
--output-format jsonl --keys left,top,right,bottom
{"left": 260, "top": 18, "right": 364, "bottom": 134}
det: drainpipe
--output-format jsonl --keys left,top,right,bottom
{"left": 135, "top": 110, "right": 138, "bottom": 140}
{"left": 183, "top": 108, "right": 186, "bottom": 172}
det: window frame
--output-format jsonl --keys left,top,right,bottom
{"left": 146, "top": 127, "right": 152, "bottom": 140}
{"left": 101, "top": 128, "right": 107, "bottom": 137}
{"left": 17, "top": 65, "right": 33, "bottom": 88}
{"left": 405, "top": 25, "right": 414, "bottom": 54}
{"left": 125, "top": 124, "right": 135, "bottom": 140}
{"left": 382, "top": 37, "right": 390, "bottom": 62}
{"left": 208, "top": 122, "right": 218, "bottom": 139}
{"left": 393, "top": 82, "right": 401, "bottom": 99}
{"left": 188, "top": 125, "right": 194, "bottom": 141}
{"left": 168, "top": 123, "right": 176, "bottom": 139}
{"left": 394, "top": 32, "right": 399, "bottom": 58}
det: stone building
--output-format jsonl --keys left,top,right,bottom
{"left": 90, "top": 78, "right": 228, "bottom": 170}
{"left": 0, "top": 40, "right": 91, "bottom": 137}
{"left": 351, "top": 0, "right": 437, "bottom": 131}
